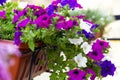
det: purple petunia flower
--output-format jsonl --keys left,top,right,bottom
{"left": 72, "top": 20, "right": 78, "bottom": 26}
{"left": 100, "top": 60, "right": 116, "bottom": 77}
{"left": 0, "top": 10, "right": 6, "bottom": 19}
{"left": 90, "top": 24, "right": 99, "bottom": 31}
{"left": 34, "top": 14, "right": 51, "bottom": 28}
{"left": 56, "top": 21, "right": 65, "bottom": 30}
{"left": 96, "top": 39, "right": 109, "bottom": 49}
{"left": 87, "top": 49, "right": 104, "bottom": 61}
{"left": 47, "top": 4, "right": 57, "bottom": 15}
{"left": 68, "top": 69, "right": 86, "bottom": 80}
{"left": 60, "top": 0, "right": 82, "bottom": 9}
{"left": 82, "top": 30, "right": 94, "bottom": 39}
{"left": 63, "top": 20, "right": 73, "bottom": 30}
{"left": 17, "top": 18, "right": 30, "bottom": 28}
{"left": 0, "top": 0, "right": 6, "bottom": 5}
{"left": 26, "top": 4, "right": 46, "bottom": 17}
{"left": 14, "top": 31, "right": 22, "bottom": 45}
{"left": 86, "top": 68, "right": 96, "bottom": 80}
{"left": 12, "top": 15, "right": 19, "bottom": 24}
{"left": 12, "top": 9, "right": 27, "bottom": 24}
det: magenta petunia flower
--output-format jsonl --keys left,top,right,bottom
{"left": 12, "top": 9, "right": 27, "bottom": 24}
{"left": 17, "top": 18, "right": 30, "bottom": 28}
{"left": 56, "top": 21, "right": 66, "bottom": 30}
{"left": 87, "top": 49, "right": 104, "bottom": 61}
{"left": 96, "top": 39, "right": 109, "bottom": 49}
{"left": 68, "top": 69, "right": 86, "bottom": 80}
{"left": 100, "top": 60, "right": 116, "bottom": 77}
{"left": 14, "top": 31, "right": 22, "bottom": 45}
{"left": 63, "top": 20, "right": 73, "bottom": 30}
{"left": 86, "top": 68, "right": 96, "bottom": 80}
{"left": 0, "top": 10, "right": 6, "bottom": 19}
{"left": 34, "top": 14, "right": 51, "bottom": 28}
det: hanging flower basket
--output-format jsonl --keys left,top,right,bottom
{"left": 0, "top": 40, "right": 47, "bottom": 80}
{"left": 0, "top": 1, "right": 116, "bottom": 80}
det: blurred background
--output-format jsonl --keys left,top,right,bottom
{"left": 8, "top": 0, "right": 120, "bottom": 80}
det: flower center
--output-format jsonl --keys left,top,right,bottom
{"left": 99, "top": 42, "right": 104, "bottom": 46}
{"left": 74, "top": 70, "right": 79, "bottom": 75}
{"left": 92, "top": 51, "right": 98, "bottom": 56}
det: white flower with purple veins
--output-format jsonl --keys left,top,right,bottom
{"left": 80, "top": 19, "right": 93, "bottom": 33}
{"left": 81, "top": 42, "right": 92, "bottom": 54}
{"left": 74, "top": 53, "right": 87, "bottom": 67}
{"left": 69, "top": 37, "right": 83, "bottom": 45}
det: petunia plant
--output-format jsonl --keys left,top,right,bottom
{"left": 0, "top": 0, "right": 116, "bottom": 80}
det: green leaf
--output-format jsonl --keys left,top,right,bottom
{"left": 28, "top": 40, "right": 35, "bottom": 51}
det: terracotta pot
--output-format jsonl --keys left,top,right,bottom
{"left": 0, "top": 40, "right": 47, "bottom": 80}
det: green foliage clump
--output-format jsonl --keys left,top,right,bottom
{"left": 0, "top": 2, "right": 19, "bottom": 40}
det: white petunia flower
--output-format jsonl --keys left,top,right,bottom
{"left": 74, "top": 53, "right": 87, "bottom": 67}
{"left": 80, "top": 19, "right": 93, "bottom": 33}
{"left": 69, "top": 37, "right": 83, "bottom": 45}
{"left": 81, "top": 42, "right": 92, "bottom": 54}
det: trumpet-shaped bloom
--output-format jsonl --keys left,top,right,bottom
{"left": 69, "top": 37, "right": 83, "bottom": 45}
{"left": 74, "top": 53, "right": 87, "bottom": 67}
{"left": 14, "top": 31, "right": 22, "bottom": 45}
{"left": 0, "top": 10, "right": 6, "bottom": 19}
{"left": 86, "top": 68, "right": 96, "bottom": 80}
{"left": 87, "top": 49, "right": 104, "bottom": 61}
{"left": 0, "top": 0, "right": 6, "bottom": 5}
{"left": 68, "top": 69, "right": 86, "bottom": 80}
{"left": 100, "top": 60, "right": 116, "bottom": 77}
{"left": 81, "top": 42, "right": 92, "bottom": 54}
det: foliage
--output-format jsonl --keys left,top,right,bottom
{"left": 0, "top": 2, "right": 19, "bottom": 40}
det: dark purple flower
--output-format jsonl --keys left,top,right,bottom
{"left": 34, "top": 8, "right": 46, "bottom": 17}
{"left": 0, "top": 10, "right": 6, "bottom": 19}
{"left": 68, "top": 69, "right": 86, "bottom": 80}
{"left": 34, "top": 14, "right": 51, "bottom": 28}
{"left": 16, "top": 9, "right": 27, "bottom": 17}
{"left": 26, "top": 4, "right": 46, "bottom": 17}
{"left": 17, "top": 18, "right": 30, "bottom": 28}
{"left": 82, "top": 30, "right": 94, "bottom": 39}
{"left": 100, "top": 60, "right": 116, "bottom": 77}
{"left": 72, "top": 20, "right": 78, "bottom": 26}
{"left": 60, "top": 0, "right": 82, "bottom": 9}
{"left": 47, "top": 4, "right": 57, "bottom": 15}
{"left": 90, "top": 24, "right": 99, "bottom": 31}
{"left": 14, "top": 31, "right": 22, "bottom": 45}
{"left": 87, "top": 49, "right": 104, "bottom": 61}
{"left": 86, "top": 69, "right": 96, "bottom": 80}
{"left": 77, "top": 31, "right": 81, "bottom": 35}
{"left": 0, "top": 0, "right": 6, "bottom": 5}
